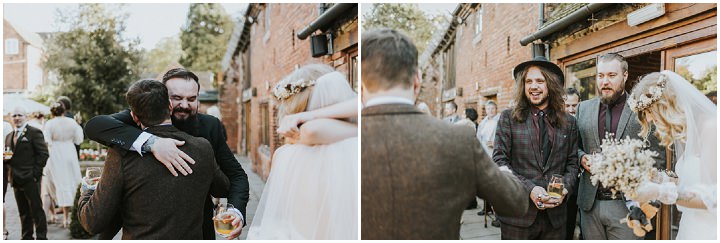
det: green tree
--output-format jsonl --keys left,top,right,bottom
{"left": 179, "top": 3, "right": 233, "bottom": 74}
{"left": 42, "top": 3, "right": 142, "bottom": 122}
{"left": 140, "top": 36, "right": 184, "bottom": 78}
{"left": 362, "top": 3, "right": 449, "bottom": 54}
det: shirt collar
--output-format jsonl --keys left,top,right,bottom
{"left": 15, "top": 123, "right": 27, "bottom": 134}
{"left": 365, "top": 96, "right": 415, "bottom": 107}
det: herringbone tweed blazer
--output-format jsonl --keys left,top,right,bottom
{"left": 493, "top": 108, "right": 579, "bottom": 229}
{"left": 361, "top": 103, "right": 529, "bottom": 240}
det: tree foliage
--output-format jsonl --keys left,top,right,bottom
{"left": 362, "top": 3, "right": 449, "bottom": 54}
{"left": 42, "top": 3, "right": 141, "bottom": 123}
{"left": 179, "top": 3, "right": 233, "bottom": 74}
{"left": 139, "top": 36, "right": 184, "bottom": 78}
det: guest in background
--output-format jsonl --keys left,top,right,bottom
{"left": 563, "top": 88, "right": 580, "bottom": 117}
{"left": 443, "top": 101, "right": 461, "bottom": 123}
{"left": 476, "top": 100, "right": 500, "bottom": 151}
{"left": 455, "top": 108, "right": 478, "bottom": 131}
{"left": 43, "top": 102, "right": 84, "bottom": 228}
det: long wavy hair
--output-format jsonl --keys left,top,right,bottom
{"left": 511, "top": 65, "right": 567, "bottom": 128}
{"left": 630, "top": 72, "right": 686, "bottom": 148}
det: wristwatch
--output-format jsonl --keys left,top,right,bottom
{"left": 141, "top": 135, "right": 158, "bottom": 154}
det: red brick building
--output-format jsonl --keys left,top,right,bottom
{"left": 3, "top": 19, "right": 48, "bottom": 94}
{"left": 220, "top": 3, "right": 357, "bottom": 180}
{"left": 422, "top": 3, "right": 716, "bottom": 239}
{"left": 419, "top": 3, "right": 540, "bottom": 120}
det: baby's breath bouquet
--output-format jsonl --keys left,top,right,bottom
{"left": 588, "top": 135, "right": 658, "bottom": 199}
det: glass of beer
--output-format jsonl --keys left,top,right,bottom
{"left": 547, "top": 174, "right": 564, "bottom": 199}
{"left": 83, "top": 167, "right": 103, "bottom": 190}
{"left": 214, "top": 203, "right": 239, "bottom": 237}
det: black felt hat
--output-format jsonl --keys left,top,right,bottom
{"left": 512, "top": 56, "right": 565, "bottom": 86}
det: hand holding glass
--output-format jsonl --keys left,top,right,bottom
{"left": 547, "top": 174, "right": 565, "bottom": 199}
{"left": 83, "top": 167, "right": 103, "bottom": 190}
{"left": 214, "top": 203, "right": 239, "bottom": 237}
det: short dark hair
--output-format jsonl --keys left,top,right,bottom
{"left": 565, "top": 87, "right": 579, "bottom": 97}
{"left": 465, "top": 108, "right": 478, "bottom": 122}
{"left": 598, "top": 53, "right": 628, "bottom": 73}
{"left": 126, "top": 79, "right": 170, "bottom": 127}
{"left": 57, "top": 96, "right": 72, "bottom": 111}
{"left": 706, "top": 90, "right": 717, "bottom": 97}
{"left": 361, "top": 28, "right": 418, "bottom": 92}
{"left": 162, "top": 68, "right": 200, "bottom": 89}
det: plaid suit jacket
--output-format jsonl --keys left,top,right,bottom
{"left": 493, "top": 109, "right": 579, "bottom": 228}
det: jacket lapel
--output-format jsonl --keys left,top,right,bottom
{"left": 525, "top": 115, "right": 543, "bottom": 170}
{"left": 615, "top": 103, "right": 633, "bottom": 138}
{"left": 589, "top": 98, "right": 601, "bottom": 146}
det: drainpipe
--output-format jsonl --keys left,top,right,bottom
{"left": 520, "top": 3, "right": 613, "bottom": 46}
{"left": 297, "top": 3, "right": 356, "bottom": 40}
{"left": 538, "top": 3, "right": 545, "bottom": 30}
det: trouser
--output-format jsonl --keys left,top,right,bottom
{"left": 580, "top": 199, "right": 641, "bottom": 240}
{"left": 500, "top": 211, "right": 565, "bottom": 240}
{"left": 14, "top": 180, "right": 47, "bottom": 240}
{"left": 566, "top": 191, "right": 580, "bottom": 239}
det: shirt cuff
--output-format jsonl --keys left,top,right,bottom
{"left": 131, "top": 132, "right": 153, "bottom": 156}
{"left": 229, "top": 207, "right": 245, "bottom": 225}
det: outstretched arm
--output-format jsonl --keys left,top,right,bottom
{"left": 85, "top": 109, "right": 194, "bottom": 176}
{"left": 294, "top": 119, "right": 357, "bottom": 145}
{"left": 277, "top": 98, "right": 358, "bottom": 138}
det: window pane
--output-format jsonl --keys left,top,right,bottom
{"left": 565, "top": 58, "right": 597, "bottom": 101}
{"left": 669, "top": 50, "right": 716, "bottom": 240}
{"left": 674, "top": 50, "right": 717, "bottom": 94}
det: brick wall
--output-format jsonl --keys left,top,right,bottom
{"left": 4, "top": 19, "right": 27, "bottom": 92}
{"left": 421, "top": 4, "right": 539, "bottom": 120}
{"left": 220, "top": 3, "right": 357, "bottom": 179}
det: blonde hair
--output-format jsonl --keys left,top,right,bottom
{"left": 630, "top": 72, "right": 686, "bottom": 148}
{"left": 276, "top": 64, "right": 335, "bottom": 120}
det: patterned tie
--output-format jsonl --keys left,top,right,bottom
{"left": 539, "top": 111, "right": 550, "bottom": 166}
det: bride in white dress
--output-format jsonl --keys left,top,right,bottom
{"left": 43, "top": 102, "right": 84, "bottom": 227}
{"left": 628, "top": 70, "right": 716, "bottom": 240}
{"left": 247, "top": 64, "right": 358, "bottom": 240}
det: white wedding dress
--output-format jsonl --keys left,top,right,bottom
{"left": 660, "top": 71, "right": 716, "bottom": 240}
{"left": 247, "top": 72, "right": 358, "bottom": 240}
{"left": 43, "top": 116, "right": 84, "bottom": 207}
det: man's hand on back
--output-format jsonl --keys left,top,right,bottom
{"left": 151, "top": 137, "right": 196, "bottom": 176}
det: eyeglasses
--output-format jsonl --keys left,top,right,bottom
{"left": 10, "top": 114, "right": 25, "bottom": 118}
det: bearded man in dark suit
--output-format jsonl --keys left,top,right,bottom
{"left": 78, "top": 79, "right": 229, "bottom": 239}
{"left": 84, "top": 68, "right": 249, "bottom": 239}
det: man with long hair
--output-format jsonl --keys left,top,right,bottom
{"left": 493, "top": 56, "right": 579, "bottom": 239}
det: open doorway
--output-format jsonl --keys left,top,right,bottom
{"left": 625, "top": 51, "right": 662, "bottom": 92}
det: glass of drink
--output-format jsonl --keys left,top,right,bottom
{"left": 3, "top": 147, "right": 13, "bottom": 160}
{"left": 214, "top": 203, "right": 239, "bottom": 237}
{"left": 83, "top": 167, "right": 103, "bottom": 190}
{"left": 547, "top": 174, "right": 565, "bottom": 199}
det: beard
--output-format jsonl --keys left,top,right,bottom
{"left": 599, "top": 87, "right": 623, "bottom": 105}
{"left": 172, "top": 106, "right": 197, "bottom": 122}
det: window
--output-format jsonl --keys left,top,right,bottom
{"left": 473, "top": 7, "right": 483, "bottom": 44}
{"left": 443, "top": 44, "right": 456, "bottom": 91}
{"left": 5, "top": 38, "right": 19, "bottom": 55}
{"left": 260, "top": 103, "right": 269, "bottom": 146}
{"left": 565, "top": 58, "right": 597, "bottom": 101}
{"left": 474, "top": 7, "right": 483, "bottom": 36}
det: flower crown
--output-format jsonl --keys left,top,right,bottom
{"left": 628, "top": 74, "right": 667, "bottom": 112}
{"left": 272, "top": 78, "right": 316, "bottom": 100}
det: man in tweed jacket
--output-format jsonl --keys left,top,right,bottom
{"left": 493, "top": 56, "right": 579, "bottom": 239}
{"left": 361, "top": 28, "right": 529, "bottom": 240}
